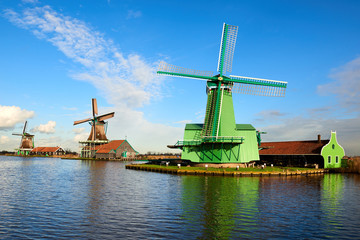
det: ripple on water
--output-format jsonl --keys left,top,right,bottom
{"left": 0, "top": 157, "right": 360, "bottom": 239}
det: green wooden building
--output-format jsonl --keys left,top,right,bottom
{"left": 321, "top": 131, "right": 345, "bottom": 168}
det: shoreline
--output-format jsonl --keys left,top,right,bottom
{"left": 126, "top": 164, "right": 329, "bottom": 177}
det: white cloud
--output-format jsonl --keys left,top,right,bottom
{"left": 318, "top": 56, "right": 360, "bottom": 112}
{"left": 0, "top": 136, "right": 10, "bottom": 144}
{"left": 72, "top": 127, "right": 85, "bottom": 134}
{"left": 105, "top": 106, "right": 183, "bottom": 153}
{"left": 72, "top": 127, "right": 89, "bottom": 144}
{"left": 4, "top": 6, "right": 161, "bottom": 108}
{"left": 36, "top": 135, "right": 62, "bottom": 147}
{"left": 0, "top": 105, "right": 35, "bottom": 129}
{"left": 31, "top": 121, "right": 56, "bottom": 134}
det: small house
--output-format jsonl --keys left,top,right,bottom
{"left": 95, "top": 140, "right": 138, "bottom": 160}
{"left": 259, "top": 131, "right": 345, "bottom": 168}
{"left": 30, "top": 146, "right": 66, "bottom": 156}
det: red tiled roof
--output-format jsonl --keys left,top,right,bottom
{"left": 96, "top": 140, "right": 125, "bottom": 154}
{"left": 31, "top": 147, "right": 46, "bottom": 152}
{"left": 31, "top": 146, "right": 61, "bottom": 153}
{"left": 259, "top": 140, "right": 329, "bottom": 155}
{"left": 42, "top": 147, "right": 60, "bottom": 152}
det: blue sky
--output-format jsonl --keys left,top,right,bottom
{"left": 0, "top": 0, "right": 359, "bottom": 155}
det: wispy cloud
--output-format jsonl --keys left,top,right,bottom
{"left": 318, "top": 56, "right": 360, "bottom": 112}
{"left": 31, "top": 120, "right": 56, "bottom": 134}
{"left": 0, "top": 105, "right": 35, "bottom": 129}
{"left": 4, "top": 5, "right": 160, "bottom": 108}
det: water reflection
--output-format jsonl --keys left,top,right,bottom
{"left": 181, "top": 176, "right": 259, "bottom": 239}
{"left": 1, "top": 157, "right": 360, "bottom": 239}
{"left": 321, "top": 174, "right": 345, "bottom": 238}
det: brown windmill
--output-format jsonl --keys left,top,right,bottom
{"left": 74, "top": 98, "right": 115, "bottom": 141}
{"left": 12, "top": 121, "right": 34, "bottom": 154}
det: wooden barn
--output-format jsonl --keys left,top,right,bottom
{"left": 31, "top": 146, "right": 66, "bottom": 156}
{"left": 95, "top": 140, "right": 138, "bottom": 160}
{"left": 259, "top": 131, "right": 345, "bottom": 168}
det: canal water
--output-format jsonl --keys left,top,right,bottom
{"left": 0, "top": 156, "right": 359, "bottom": 239}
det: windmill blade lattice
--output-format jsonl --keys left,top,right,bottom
{"left": 217, "top": 24, "right": 238, "bottom": 76}
{"left": 158, "top": 61, "right": 214, "bottom": 80}
{"left": 230, "top": 75, "right": 287, "bottom": 97}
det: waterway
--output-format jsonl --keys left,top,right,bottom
{"left": 0, "top": 156, "right": 359, "bottom": 239}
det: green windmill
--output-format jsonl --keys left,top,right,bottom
{"left": 158, "top": 23, "right": 287, "bottom": 164}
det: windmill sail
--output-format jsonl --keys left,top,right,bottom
{"left": 157, "top": 61, "right": 214, "bottom": 80}
{"left": 230, "top": 75, "right": 287, "bottom": 97}
{"left": 74, "top": 118, "right": 92, "bottom": 125}
{"left": 23, "top": 120, "right": 27, "bottom": 134}
{"left": 217, "top": 23, "right": 238, "bottom": 76}
{"left": 92, "top": 98, "right": 98, "bottom": 116}
{"left": 73, "top": 98, "right": 114, "bottom": 141}
{"left": 97, "top": 112, "right": 115, "bottom": 122}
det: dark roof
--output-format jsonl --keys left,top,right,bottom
{"left": 185, "top": 124, "right": 203, "bottom": 130}
{"left": 259, "top": 140, "right": 329, "bottom": 155}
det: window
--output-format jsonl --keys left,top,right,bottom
{"left": 328, "top": 156, "right": 331, "bottom": 164}
{"left": 336, "top": 156, "right": 339, "bottom": 164}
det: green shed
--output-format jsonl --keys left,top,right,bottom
{"left": 321, "top": 131, "right": 345, "bottom": 168}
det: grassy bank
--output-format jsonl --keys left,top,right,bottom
{"left": 126, "top": 164, "right": 327, "bottom": 176}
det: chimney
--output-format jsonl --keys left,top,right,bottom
{"left": 317, "top": 134, "right": 321, "bottom": 143}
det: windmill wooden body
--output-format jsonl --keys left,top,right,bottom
{"left": 74, "top": 98, "right": 115, "bottom": 157}
{"left": 12, "top": 121, "right": 34, "bottom": 155}
{"left": 157, "top": 23, "right": 288, "bottom": 163}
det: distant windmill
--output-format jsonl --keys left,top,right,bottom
{"left": 74, "top": 98, "right": 115, "bottom": 141}
{"left": 157, "top": 23, "right": 288, "bottom": 163}
{"left": 12, "top": 120, "right": 34, "bottom": 154}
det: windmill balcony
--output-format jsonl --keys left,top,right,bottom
{"left": 172, "top": 136, "right": 245, "bottom": 148}
{"left": 202, "top": 136, "right": 245, "bottom": 143}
